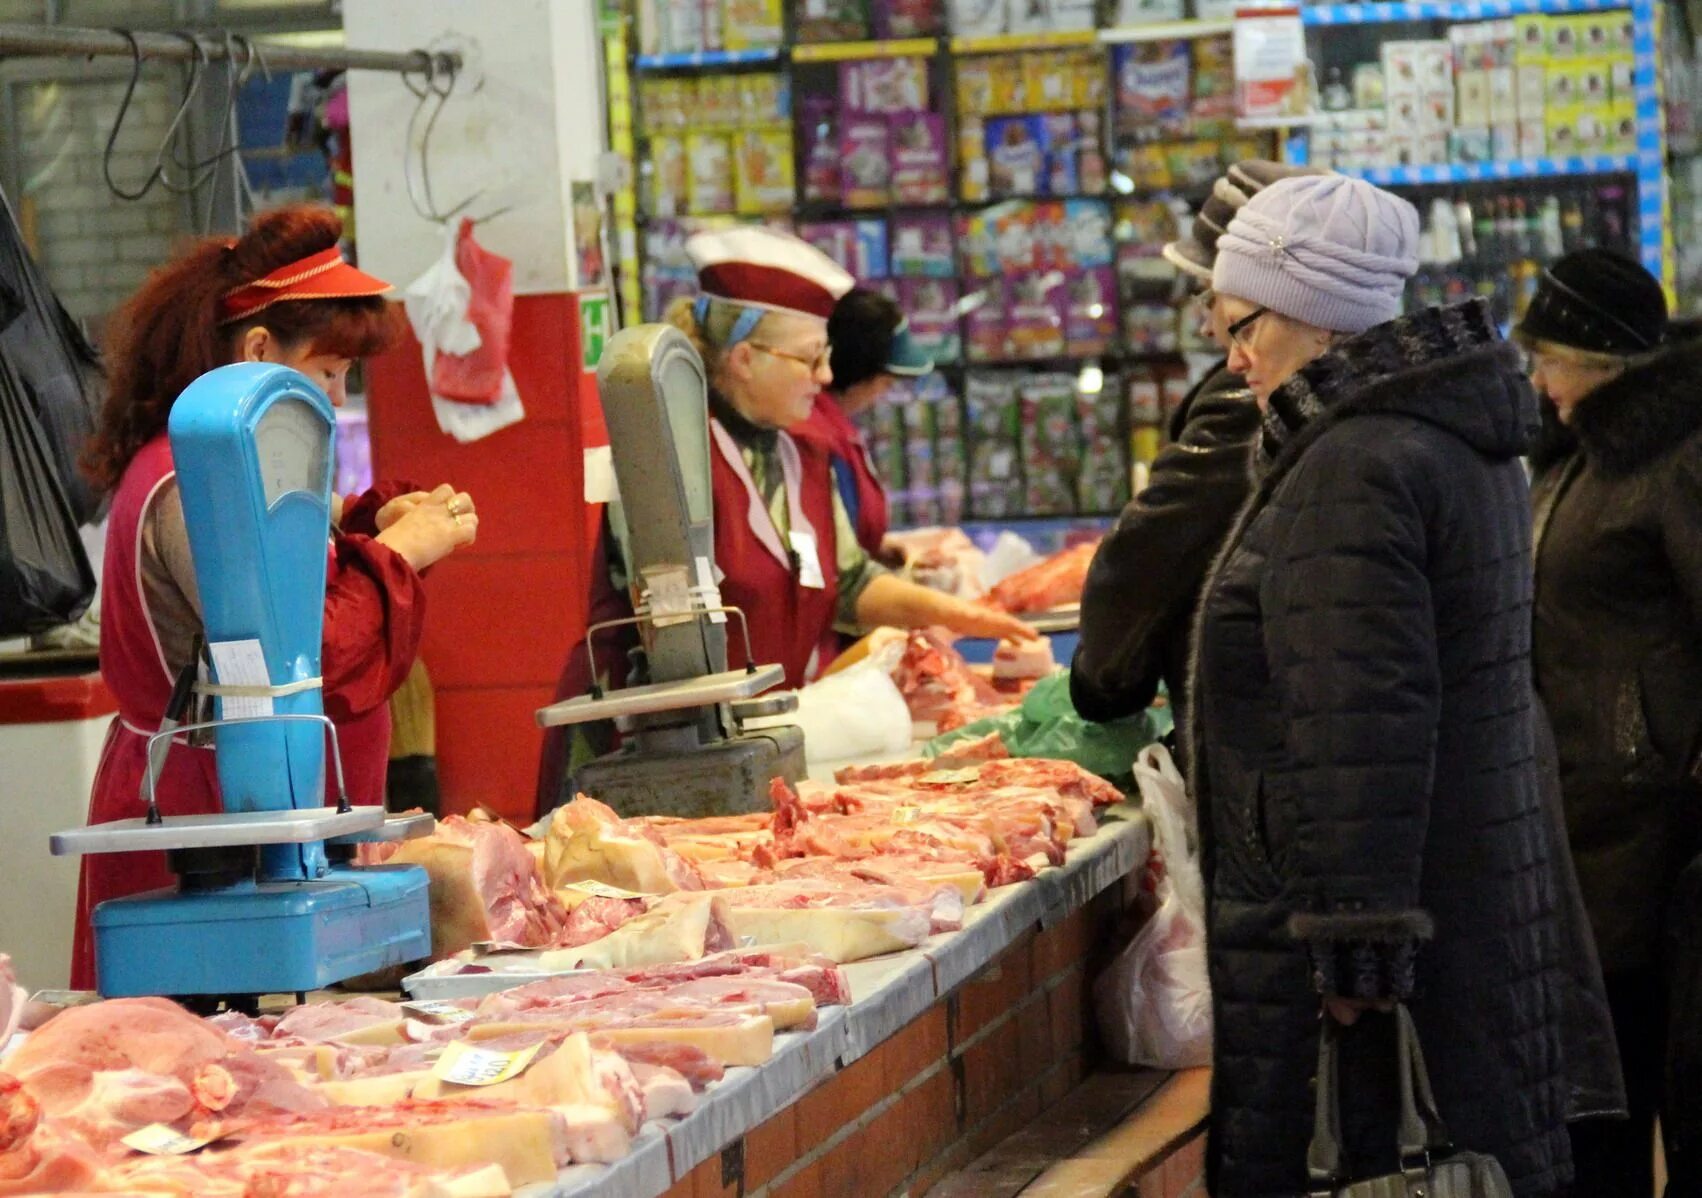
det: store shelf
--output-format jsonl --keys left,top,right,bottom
{"left": 633, "top": 47, "right": 782, "bottom": 70}
{"left": 1301, "top": 0, "right": 1629, "bottom": 26}
{"left": 1099, "top": 17, "right": 1234, "bottom": 44}
{"left": 791, "top": 37, "right": 938, "bottom": 62}
{"left": 1339, "top": 154, "right": 1637, "bottom": 186}
{"left": 950, "top": 28, "right": 1099, "bottom": 54}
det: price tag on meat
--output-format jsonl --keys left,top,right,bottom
{"left": 561, "top": 880, "right": 645, "bottom": 901}
{"left": 122, "top": 1124, "right": 218, "bottom": 1156}
{"left": 432, "top": 1039, "right": 542, "bottom": 1087}
{"left": 401, "top": 999, "right": 475, "bottom": 1025}
{"left": 918, "top": 768, "right": 981, "bottom": 785}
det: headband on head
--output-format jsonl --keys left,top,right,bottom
{"left": 693, "top": 296, "right": 767, "bottom": 347}
{"left": 219, "top": 246, "right": 393, "bottom": 325}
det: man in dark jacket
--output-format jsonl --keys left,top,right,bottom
{"left": 1071, "top": 161, "right": 1321, "bottom": 733}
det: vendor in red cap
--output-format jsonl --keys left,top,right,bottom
{"left": 73, "top": 204, "right": 477, "bottom": 988}
{"left": 536, "top": 228, "right": 1032, "bottom": 815}
{"left": 791, "top": 287, "right": 934, "bottom": 558}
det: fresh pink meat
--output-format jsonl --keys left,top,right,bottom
{"left": 553, "top": 896, "right": 647, "bottom": 949}
{"left": 891, "top": 631, "right": 1011, "bottom": 728}
{"left": 0, "top": 1074, "right": 107, "bottom": 1197}
{"left": 595, "top": 1039, "right": 723, "bottom": 1090}
{"left": 984, "top": 540, "right": 1097, "bottom": 613}
{"left": 0, "top": 958, "right": 22, "bottom": 1049}
{"left": 1, "top": 997, "right": 326, "bottom": 1154}
{"left": 272, "top": 997, "right": 404, "bottom": 1044}
{"left": 382, "top": 814, "right": 568, "bottom": 960}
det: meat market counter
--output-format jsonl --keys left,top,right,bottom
{"left": 528, "top": 805, "right": 1149, "bottom": 1198}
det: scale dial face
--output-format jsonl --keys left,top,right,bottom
{"left": 253, "top": 397, "right": 329, "bottom": 508}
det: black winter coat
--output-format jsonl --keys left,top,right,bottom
{"left": 1070, "top": 360, "right": 1259, "bottom": 729}
{"left": 1189, "top": 304, "right": 1572, "bottom": 1196}
{"left": 1530, "top": 336, "right": 1702, "bottom": 975}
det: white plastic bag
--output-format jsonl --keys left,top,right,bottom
{"left": 744, "top": 638, "right": 911, "bottom": 765}
{"left": 1093, "top": 743, "right": 1213, "bottom": 1068}
{"left": 402, "top": 224, "right": 525, "bottom": 444}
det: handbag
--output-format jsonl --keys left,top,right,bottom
{"left": 1307, "top": 1004, "right": 1514, "bottom": 1198}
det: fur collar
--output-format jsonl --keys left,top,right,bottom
{"left": 1567, "top": 337, "right": 1702, "bottom": 477}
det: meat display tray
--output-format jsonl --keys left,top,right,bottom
{"left": 1021, "top": 603, "right": 1080, "bottom": 634}
{"left": 508, "top": 808, "right": 1150, "bottom": 1198}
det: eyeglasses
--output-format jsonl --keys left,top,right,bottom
{"left": 749, "top": 342, "right": 832, "bottom": 372}
{"left": 1224, "top": 306, "right": 1269, "bottom": 349}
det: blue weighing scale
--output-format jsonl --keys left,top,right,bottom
{"left": 51, "top": 363, "right": 433, "bottom": 999}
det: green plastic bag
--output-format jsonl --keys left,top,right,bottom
{"left": 922, "top": 672, "right": 1171, "bottom": 784}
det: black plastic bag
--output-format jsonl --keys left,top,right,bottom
{"left": 0, "top": 344, "right": 94, "bottom": 635}
{"left": 0, "top": 184, "right": 106, "bottom": 525}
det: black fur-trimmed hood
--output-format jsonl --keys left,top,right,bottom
{"left": 1569, "top": 335, "right": 1702, "bottom": 477}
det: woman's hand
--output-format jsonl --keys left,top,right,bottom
{"left": 939, "top": 598, "right": 1039, "bottom": 644}
{"left": 375, "top": 489, "right": 434, "bottom": 532}
{"left": 330, "top": 492, "right": 346, "bottom": 529}
{"left": 375, "top": 486, "right": 478, "bottom": 571}
{"left": 1323, "top": 997, "right": 1395, "bottom": 1026}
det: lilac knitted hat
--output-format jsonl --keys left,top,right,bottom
{"left": 1211, "top": 175, "right": 1420, "bottom": 334}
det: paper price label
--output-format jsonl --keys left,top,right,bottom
{"left": 918, "top": 768, "right": 982, "bottom": 786}
{"left": 431, "top": 1039, "right": 542, "bottom": 1087}
{"left": 401, "top": 999, "right": 475, "bottom": 1025}
{"left": 561, "top": 880, "right": 645, "bottom": 901}
{"left": 122, "top": 1123, "right": 217, "bottom": 1156}
{"left": 892, "top": 805, "right": 923, "bottom": 825}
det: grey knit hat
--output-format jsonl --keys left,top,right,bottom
{"left": 1211, "top": 174, "right": 1420, "bottom": 334}
{"left": 1162, "top": 160, "right": 1332, "bottom": 283}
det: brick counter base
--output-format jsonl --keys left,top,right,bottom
{"left": 663, "top": 885, "right": 1165, "bottom": 1198}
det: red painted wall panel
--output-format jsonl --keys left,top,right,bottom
{"left": 366, "top": 292, "right": 594, "bottom": 818}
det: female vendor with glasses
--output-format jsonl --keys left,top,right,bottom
{"left": 535, "top": 228, "right": 1033, "bottom": 814}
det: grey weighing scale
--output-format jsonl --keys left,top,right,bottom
{"left": 536, "top": 325, "right": 804, "bottom": 819}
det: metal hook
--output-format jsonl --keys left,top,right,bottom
{"left": 402, "top": 54, "right": 507, "bottom": 226}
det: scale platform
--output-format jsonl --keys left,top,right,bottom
{"left": 535, "top": 664, "right": 784, "bottom": 728}
{"left": 50, "top": 806, "right": 384, "bottom": 856}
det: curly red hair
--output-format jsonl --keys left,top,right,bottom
{"left": 82, "top": 204, "right": 406, "bottom": 494}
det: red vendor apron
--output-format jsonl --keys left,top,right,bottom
{"left": 72, "top": 437, "right": 392, "bottom": 990}
{"left": 791, "top": 394, "right": 889, "bottom": 558}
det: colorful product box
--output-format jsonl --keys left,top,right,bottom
{"left": 840, "top": 118, "right": 893, "bottom": 208}
{"left": 892, "top": 114, "right": 950, "bottom": 205}
{"left": 890, "top": 215, "right": 956, "bottom": 277}
{"left": 686, "top": 133, "right": 734, "bottom": 213}
{"left": 724, "top": 0, "right": 785, "bottom": 49}
{"left": 964, "top": 277, "right": 1010, "bottom": 363}
{"left": 798, "top": 220, "right": 888, "bottom": 279}
{"left": 739, "top": 73, "right": 791, "bottom": 127}
{"left": 1006, "top": 273, "right": 1067, "bottom": 360}
{"left": 1065, "top": 266, "right": 1118, "bottom": 355}
{"left": 949, "top": 0, "right": 1008, "bottom": 40}
{"left": 958, "top": 115, "right": 989, "bottom": 201}
{"left": 986, "top": 116, "right": 1049, "bottom": 197}
{"left": 1191, "top": 35, "right": 1236, "bottom": 122}
{"left": 734, "top": 130, "right": 795, "bottom": 214}
{"left": 873, "top": 0, "right": 942, "bottom": 38}
{"left": 800, "top": 97, "right": 841, "bottom": 204}
{"left": 840, "top": 57, "right": 929, "bottom": 114}
{"left": 648, "top": 136, "right": 688, "bottom": 216}
{"left": 1115, "top": 41, "right": 1192, "bottom": 136}
{"left": 901, "top": 278, "right": 962, "bottom": 364}
{"left": 794, "top": 0, "right": 870, "bottom": 42}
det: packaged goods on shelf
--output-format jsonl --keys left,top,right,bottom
{"left": 799, "top": 218, "right": 888, "bottom": 278}
{"left": 902, "top": 278, "right": 964, "bottom": 363}
{"left": 726, "top": 0, "right": 787, "bottom": 49}
{"left": 1114, "top": 0, "right": 1184, "bottom": 24}
{"left": 687, "top": 133, "right": 735, "bottom": 213}
{"left": 890, "top": 215, "right": 956, "bottom": 277}
{"left": 877, "top": 0, "right": 943, "bottom": 37}
{"left": 892, "top": 115, "right": 952, "bottom": 204}
{"left": 1020, "top": 373, "right": 1079, "bottom": 517}
{"left": 794, "top": 0, "right": 871, "bottom": 42}
{"left": 964, "top": 276, "right": 1011, "bottom": 362}
{"left": 736, "top": 130, "right": 797, "bottom": 213}
{"left": 966, "top": 373, "right": 1024, "bottom": 518}
{"left": 1076, "top": 378, "right": 1129, "bottom": 514}
{"left": 841, "top": 117, "right": 894, "bottom": 206}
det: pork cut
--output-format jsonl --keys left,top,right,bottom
{"left": 544, "top": 796, "right": 706, "bottom": 894}
{"left": 984, "top": 540, "right": 1097, "bottom": 613}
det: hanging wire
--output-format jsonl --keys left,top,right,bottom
{"left": 400, "top": 52, "right": 511, "bottom": 226}
{"left": 101, "top": 27, "right": 208, "bottom": 202}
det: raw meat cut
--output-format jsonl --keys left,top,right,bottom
{"left": 552, "top": 894, "right": 646, "bottom": 949}
{"left": 364, "top": 815, "right": 568, "bottom": 961}
{"left": 533, "top": 893, "right": 733, "bottom": 972}
{"left": 886, "top": 528, "right": 989, "bottom": 599}
{"left": 890, "top": 632, "right": 1012, "bottom": 729}
{"left": 0, "top": 957, "right": 22, "bottom": 1048}
{"left": 2, "top": 998, "right": 326, "bottom": 1154}
{"left": 203, "top": 1099, "right": 582, "bottom": 1182}
{"left": 105, "top": 1142, "right": 513, "bottom": 1197}
{"left": 544, "top": 796, "right": 707, "bottom": 894}
{"left": 0, "top": 1073, "right": 106, "bottom": 1196}
{"left": 992, "top": 636, "right": 1056, "bottom": 689}
{"left": 984, "top": 540, "right": 1097, "bottom": 613}
{"left": 594, "top": 1039, "right": 723, "bottom": 1091}
{"left": 273, "top": 997, "right": 408, "bottom": 1046}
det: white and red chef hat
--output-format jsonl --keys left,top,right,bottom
{"left": 685, "top": 227, "right": 854, "bottom": 323}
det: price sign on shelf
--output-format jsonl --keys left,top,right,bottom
{"left": 400, "top": 999, "right": 476, "bottom": 1026}
{"left": 1234, "top": 6, "right": 1309, "bottom": 122}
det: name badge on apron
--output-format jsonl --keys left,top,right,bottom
{"left": 789, "top": 530, "right": 827, "bottom": 590}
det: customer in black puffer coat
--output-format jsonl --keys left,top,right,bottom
{"left": 1518, "top": 250, "right": 1702, "bottom": 1195}
{"left": 1192, "top": 175, "right": 1576, "bottom": 1196}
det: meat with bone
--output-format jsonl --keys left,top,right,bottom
{"left": 365, "top": 815, "right": 569, "bottom": 961}
{"left": 890, "top": 631, "right": 1013, "bottom": 729}
{"left": 273, "top": 997, "right": 408, "bottom": 1046}
{"left": 1, "top": 998, "right": 326, "bottom": 1155}
{"left": 593, "top": 1039, "right": 723, "bottom": 1091}
{"left": 104, "top": 1141, "right": 513, "bottom": 1197}
{"left": 984, "top": 540, "right": 1097, "bottom": 613}
{"left": 0, "top": 1074, "right": 106, "bottom": 1197}
{"left": 544, "top": 796, "right": 707, "bottom": 894}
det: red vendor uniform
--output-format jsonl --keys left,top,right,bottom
{"left": 791, "top": 393, "right": 889, "bottom": 558}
